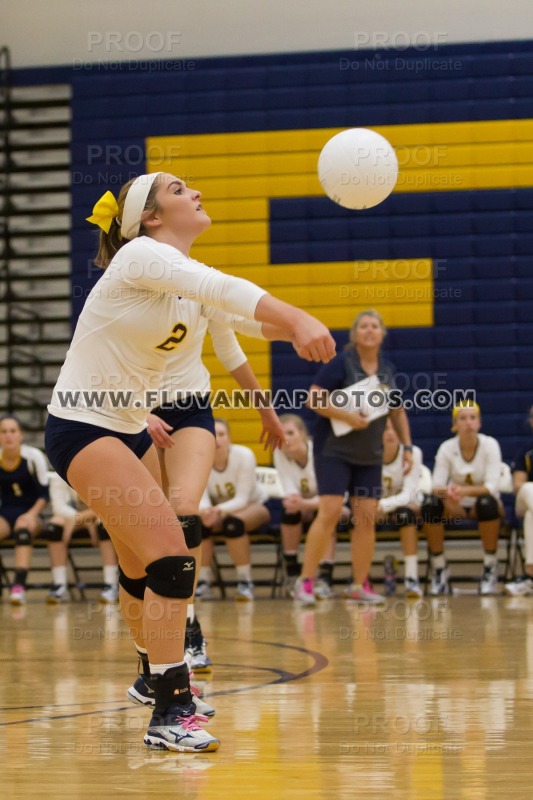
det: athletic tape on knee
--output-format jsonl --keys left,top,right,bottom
{"left": 44, "top": 522, "right": 64, "bottom": 542}
{"left": 97, "top": 522, "right": 111, "bottom": 541}
{"left": 281, "top": 510, "right": 302, "bottom": 525}
{"left": 118, "top": 566, "right": 146, "bottom": 600}
{"left": 421, "top": 495, "right": 445, "bottom": 524}
{"left": 178, "top": 514, "right": 202, "bottom": 549}
{"left": 14, "top": 527, "right": 32, "bottom": 546}
{"left": 475, "top": 494, "right": 500, "bottom": 522}
{"left": 395, "top": 506, "right": 418, "bottom": 527}
{"left": 145, "top": 555, "right": 196, "bottom": 598}
{"left": 222, "top": 516, "right": 246, "bottom": 538}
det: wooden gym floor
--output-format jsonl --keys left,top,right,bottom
{"left": 1, "top": 590, "right": 532, "bottom": 800}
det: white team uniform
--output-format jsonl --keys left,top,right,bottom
{"left": 157, "top": 302, "right": 263, "bottom": 399}
{"left": 432, "top": 433, "right": 502, "bottom": 508}
{"left": 200, "top": 444, "right": 268, "bottom": 513}
{"left": 273, "top": 440, "right": 318, "bottom": 499}
{"left": 48, "top": 237, "right": 266, "bottom": 432}
{"left": 379, "top": 445, "right": 423, "bottom": 515}
{"left": 48, "top": 472, "right": 79, "bottom": 520}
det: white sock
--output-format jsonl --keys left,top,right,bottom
{"left": 483, "top": 552, "right": 497, "bottom": 568}
{"left": 149, "top": 660, "right": 186, "bottom": 676}
{"left": 198, "top": 566, "right": 213, "bottom": 585}
{"left": 187, "top": 604, "right": 195, "bottom": 622}
{"left": 524, "top": 510, "right": 533, "bottom": 565}
{"left": 431, "top": 553, "right": 446, "bottom": 570}
{"left": 404, "top": 555, "right": 418, "bottom": 581}
{"left": 52, "top": 566, "right": 67, "bottom": 587}
{"left": 103, "top": 565, "right": 119, "bottom": 586}
{"left": 236, "top": 564, "right": 252, "bottom": 583}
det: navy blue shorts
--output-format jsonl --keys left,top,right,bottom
{"left": 45, "top": 414, "right": 153, "bottom": 485}
{"left": 0, "top": 508, "right": 44, "bottom": 531}
{"left": 314, "top": 452, "right": 382, "bottom": 500}
{"left": 151, "top": 394, "right": 215, "bottom": 437}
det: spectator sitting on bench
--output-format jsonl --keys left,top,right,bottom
{"left": 45, "top": 472, "right": 119, "bottom": 603}
{"left": 377, "top": 419, "right": 424, "bottom": 598}
{"left": 421, "top": 401, "right": 503, "bottom": 596}
{"left": 197, "top": 418, "right": 270, "bottom": 601}
{"left": 274, "top": 413, "right": 349, "bottom": 599}
{"left": 0, "top": 415, "right": 49, "bottom": 605}
{"left": 505, "top": 405, "right": 533, "bottom": 596}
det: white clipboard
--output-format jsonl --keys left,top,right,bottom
{"left": 330, "top": 375, "right": 389, "bottom": 437}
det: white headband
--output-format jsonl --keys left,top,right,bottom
{"left": 120, "top": 172, "right": 162, "bottom": 239}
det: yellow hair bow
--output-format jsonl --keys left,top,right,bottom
{"left": 85, "top": 190, "right": 120, "bottom": 233}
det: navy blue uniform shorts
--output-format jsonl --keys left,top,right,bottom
{"left": 314, "top": 451, "right": 383, "bottom": 499}
{"left": 151, "top": 394, "right": 215, "bottom": 437}
{"left": 45, "top": 414, "right": 153, "bottom": 485}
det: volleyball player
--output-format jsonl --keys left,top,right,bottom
{"left": 421, "top": 402, "right": 503, "bottom": 595}
{"left": 197, "top": 418, "right": 271, "bottom": 601}
{"left": 378, "top": 419, "right": 424, "bottom": 597}
{"left": 45, "top": 172, "right": 335, "bottom": 752}
{"left": 0, "top": 415, "right": 49, "bottom": 604}
{"left": 45, "top": 472, "right": 119, "bottom": 603}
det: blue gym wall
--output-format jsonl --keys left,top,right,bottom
{"left": 13, "top": 40, "right": 533, "bottom": 466}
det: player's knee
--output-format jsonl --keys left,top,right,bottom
{"left": 178, "top": 514, "right": 202, "bottom": 549}
{"left": 43, "top": 522, "right": 64, "bottom": 542}
{"left": 395, "top": 506, "right": 418, "bottom": 527}
{"left": 145, "top": 555, "right": 196, "bottom": 598}
{"left": 475, "top": 494, "right": 500, "bottom": 522}
{"left": 14, "top": 527, "right": 32, "bottom": 546}
{"left": 118, "top": 567, "right": 146, "bottom": 599}
{"left": 281, "top": 510, "right": 302, "bottom": 525}
{"left": 222, "top": 516, "right": 246, "bottom": 538}
{"left": 97, "top": 522, "right": 111, "bottom": 541}
{"left": 200, "top": 523, "right": 213, "bottom": 540}
{"left": 421, "top": 495, "right": 445, "bottom": 525}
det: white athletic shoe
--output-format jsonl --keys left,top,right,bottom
{"left": 144, "top": 703, "right": 219, "bottom": 752}
{"left": 404, "top": 577, "right": 423, "bottom": 598}
{"left": 47, "top": 584, "right": 70, "bottom": 604}
{"left": 430, "top": 567, "right": 451, "bottom": 596}
{"left": 293, "top": 578, "right": 316, "bottom": 606}
{"left": 504, "top": 575, "right": 533, "bottom": 596}
{"left": 235, "top": 582, "right": 254, "bottom": 601}
{"left": 479, "top": 564, "right": 499, "bottom": 595}
{"left": 314, "top": 579, "right": 335, "bottom": 600}
{"left": 100, "top": 584, "right": 118, "bottom": 603}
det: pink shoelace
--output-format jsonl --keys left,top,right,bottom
{"left": 178, "top": 713, "right": 208, "bottom": 731}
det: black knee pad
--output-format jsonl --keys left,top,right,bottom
{"left": 14, "top": 528, "right": 32, "bottom": 546}
{"left": 223, "top": 516, "right": 246, "bottom": 538}
{"left": 178, "top": 514, "right": 202, "bottom": 549}
{"left": 97, "top": 523, "right": 111, "bottom": 541}
{"left": 475, "top": 494, "right": 500, "bottom": 522}
{"left": 281, "top": 510, "right": 302, "bottom": 525}
{"left": 145, "top": 555, "right": 196, "bottom": 598}
{"left": 395, "top": 507, "right": 418, "bottom": 527}
{"left": 201, "top": 524, "right": 212, "bottom": 540}
{"left": 44, "top": 522, "right": 64, "bottom": 542}
{"left": 421, "top": 495, "right": 445, "bottom": 524}
{"left": 118, "top": 567, "right": 147, "bottom": 600}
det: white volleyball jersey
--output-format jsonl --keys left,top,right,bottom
{"left": 201, "top": 444, "right": 268, "bottom": 513}
{"left": 157, "top": 303, "right": 264, "bottom": 397}
{"left": 48, "top": 237, "right": 266, "bottom": 432}
{"left": 48, "top": 472, "right": 79, "bottom": 520}
{"left": 273, "top": 440, "right": 318, "bottom": 498}
{"left": 432, "top": 433, "right": 502, "bottom": 507}
{"left": 380, "top": 445, "right": 423, "bottom": 515}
